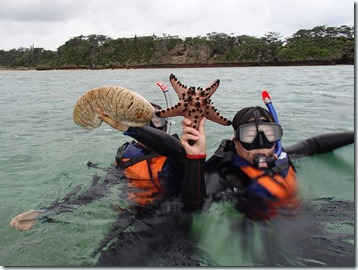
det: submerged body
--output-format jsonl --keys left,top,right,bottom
{"left": 204, "top": 140, "right": 299, "bottom": 219}
{"left": 9, "top": 124, "right": 354, "bottom": 266}
{"left": 115, "top": 140, "right": 183, "bottom": 206}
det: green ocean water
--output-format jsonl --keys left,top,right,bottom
{"left": 0, "top": 66, "right": 354, "bottom": 266}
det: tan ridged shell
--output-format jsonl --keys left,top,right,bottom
{"left": 73, "top": 86, "right": 154, "bottom": 129}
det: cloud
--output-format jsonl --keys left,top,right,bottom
{"left": 0, "top": 0, "right": 88, "bottom": 21}
{"left": 78, "top": 0, "right": 274, "bottom": 38}
{"left": 0, "top": 0, "right": 354, "bottom": 50}
{"left": 265, "top": 0, "right": 354, "bottom": 35}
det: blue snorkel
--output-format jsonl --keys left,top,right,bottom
{"left": 156, "top": 81, "right": 172, "bottom": 134}
{"left": 253, "top": 90, "right": 283, "bottom": 169}
{"left": 262, "top": 90, "right": 282, "bottom": 158}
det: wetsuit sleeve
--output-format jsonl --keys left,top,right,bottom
{"left": 285, "top": 131, "right": 354, "bottom": 159}
{"left": 180, "top": 155, "right": 207, "bottom": 211}
{"left": 124, "top": 126, "right": 187, "bottom": 165}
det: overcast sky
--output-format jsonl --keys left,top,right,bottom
{"left": 0, "top": 0, "right": 354, "bottom": 51}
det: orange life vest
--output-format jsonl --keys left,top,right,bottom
{"left": 239, "top": 164, "right": 299, "bottom": 219}
{"left": 240, "top": 165, "right": 298, "bottom": 201}
{"left": 116, "top": 145, "right": 168, "bottom": 205}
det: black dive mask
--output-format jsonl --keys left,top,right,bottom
{"left": 240, "top": 130, "right": 275, "bottom": 150}
{"left": 147, "top": 114, "right": 168, "bottom": 129}
{"left": 235, "top": 122, "right": 281, "bottom": 150}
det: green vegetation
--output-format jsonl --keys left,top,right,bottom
{"left": 0, "top": 25, "right": 354, "bottom": 70}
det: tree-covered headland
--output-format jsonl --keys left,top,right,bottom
{"left": 0, "top": 25, "right": 354, "bottom": 70}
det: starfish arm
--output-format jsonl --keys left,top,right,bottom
{"left": 155, "top": 104, "right": 187, "bottom": 118}
{"left": 205, "top": 105, "right": 232, "bottom": 126}
{"left": 158, "top": 75, "right": 231, "bottom": 129}
{"left": 170, "top": 74, "right": 189, "bottom": 97}
{"left": 205, "top": 79, "right": 220, "bottom": 96}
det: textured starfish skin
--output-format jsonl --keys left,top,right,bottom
{"left": 156, "top": 74, "right": 232, "bottom": 130}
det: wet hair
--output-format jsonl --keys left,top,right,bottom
{"left": 150, "top": 102, "right": 162, "bottom": 111}
{"left": 232, "top": 106, "right": 275, "bottom": 131}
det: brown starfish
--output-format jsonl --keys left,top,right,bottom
{"left": 156, "top": 74, "right": 232, "bottom": 130}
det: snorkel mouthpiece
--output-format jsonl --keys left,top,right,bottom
{"left": 253, "top": 153, "right": 277, "bottom": 169}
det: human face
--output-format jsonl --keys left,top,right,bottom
{"left": 147, "top": 114, "right": 168, "bottom": 132}
{"left": 233, "top": 117, "right": 278, "bottom": 164}
{"left": 233, "top": 138, "right": 275, "bottom": 164}
{"left": 236, "top": 122, "right": 282, "bottom": 150}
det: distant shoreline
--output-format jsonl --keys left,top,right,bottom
{"left": 0, "top": 60, "right": 353, "bottom": 71}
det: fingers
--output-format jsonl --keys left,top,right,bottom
{"left": 197, "top": 117, "right": 207, "bottom": 154}
{"left": 181, "top": 118, "right": 199, "bottom": 145}
{"left": 198, "top": 117, "right": 206, "bottom": 135}
{"left": 96, "top": 108, "right": 108, "bottom": 121}
{"left": 10, "top": 209, "right": 45, "bottom": 231}
{"left": 11, "top": 219, "right": 37, "bottom": 231}
{"left": 181, "top": 117, "right": 192, "bottom": 127}
{"left": 182, "top": 117, "right": 206, "bottom": 140}
{"left": 95, "top": 108, "right": 129, "bottom": 132}
{"left": 181, "top": 118, "right": 199, "bottom": 135}
{"left": 181, "top": 131, "right": 199, "bottom": 146}
{"left": 96, "top": 108, "right": 112, "bottom": 124}
{"left": 180, "top": 117, "right": 207, "bottom": 155}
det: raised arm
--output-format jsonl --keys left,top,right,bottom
{"left": 285, "top": 131, "right": 354, "bottom": 160}
{"left": 126, "top": 126, "right": 186, "bottom": 163}
{"left": 97, "top": 108, "right": 187, "bottom": 164}
{"left": 98, "top": 109, "right": 209, "bottom": 209}
{"left": 179, "top": 117, "right": 208, "bottom": 210}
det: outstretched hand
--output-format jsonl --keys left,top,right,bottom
{"left": 10, "top": 209, "right": 46, "bottom": 231}
{"left": 96, "top": 108, "right": 129, "bottom": 132}
{"left": 180, "top": 117, "right": 207, "bottom": 156}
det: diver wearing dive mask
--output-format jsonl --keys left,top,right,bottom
{"left": 232, "top": 106, "right": 283, "bottom": 168}
{"left": 235, "top": 121, "right": 282, "bottom": 150}
{"left": 147, "top": 103, "right": 168, "bottom": 132}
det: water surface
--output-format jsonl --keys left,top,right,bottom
{"left": 0, "top": 66, "right": 354, "bottom": 266}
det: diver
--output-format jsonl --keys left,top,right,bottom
{"left": 112, "top": 103, "right": 183, "bottom": 207}
{"left": 10, "top": 102, "right": 206, "bottom": 266}
{"left": 180, "top": 106, "right": 298, "bottom": 219}
{"left": 10, "top": 103, "right": 184, "bottom": 231}
{"left": 9, "top": 88, "right": 353, "bottom": 266}
{"left": 91, "top": 97, "right": 353, "bottom": 265}
{"left": 107, "top": 95, "right": 353, "bottom": 219}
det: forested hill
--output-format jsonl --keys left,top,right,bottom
{"left": 0, "top": 25, "right": 354, "bottom": 70}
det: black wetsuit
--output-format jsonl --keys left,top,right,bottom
{"left": 47, "top": 127, "right": 351, "bottom": 214}
{"left": 126, "top": 127, "right": 354, "bottom": 212}
{"left": 124, "top": 126, "right": 206, "bottom": 209}
{"left": 35, "top": 127, "right": 353, "bottom": 266}
{"left": 285, "top": 131, "right": 354, "bottom": 159}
